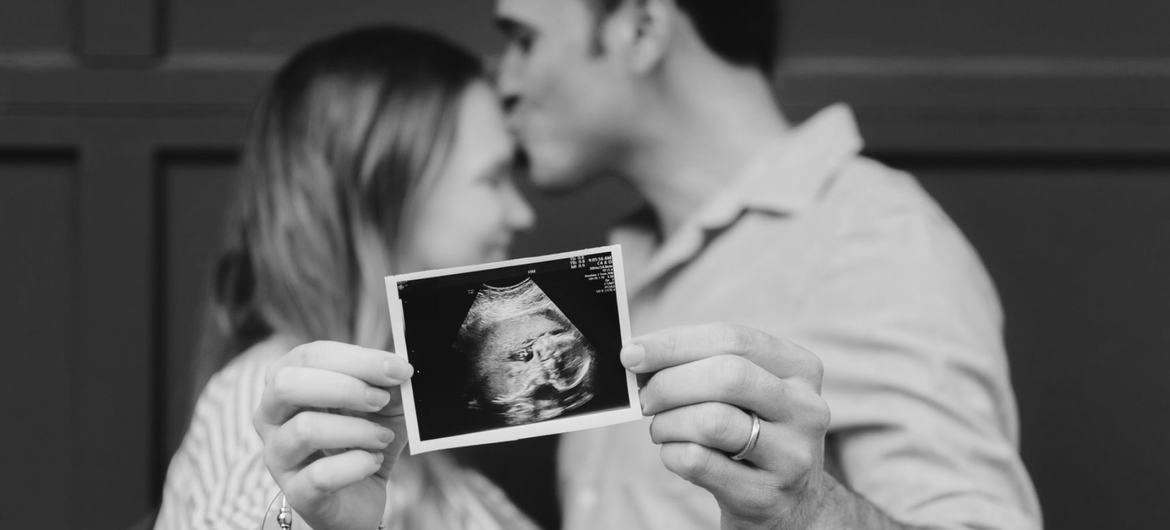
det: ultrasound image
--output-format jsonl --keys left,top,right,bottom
{"left": 393, "top": 249, "right": 633, "bottom": 447}
{"left": 454, "top": 278, "right": 598, "bottom": 426}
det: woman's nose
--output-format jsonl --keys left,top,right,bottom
{"left": 507, "top": 185, "right": 536, "bottom": 231}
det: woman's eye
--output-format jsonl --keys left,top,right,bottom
{"left": 486, "top": 171, "right": 509, "bottom": 189}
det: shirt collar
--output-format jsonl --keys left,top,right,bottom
{"left": 725, "top": 102, "right": 863, "bottom": 218}
{"left": 612, "top": 104, "right": 864, "bottom": 292}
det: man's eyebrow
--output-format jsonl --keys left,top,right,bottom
{"left": 494, "top": 17, "right": 530, "bottom": 38}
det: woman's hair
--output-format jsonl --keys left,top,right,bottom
{"left": 195, "top": 25, "right": 483, "bottom": 388}
{"left": 186, "top": 27, "right": 525, "bottom": 529}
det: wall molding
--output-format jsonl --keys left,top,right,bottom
{"left": 3, "top": 54, "right": 1166, "bottom": 155}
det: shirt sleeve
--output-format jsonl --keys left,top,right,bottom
{"left": 154, "top": 355, "right": 278, "bottom": 530}
{"left": 795, "top": 180, "right": 1042, "bottom": 530}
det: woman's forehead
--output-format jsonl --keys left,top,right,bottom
{"left": 448, "top": 83, "right": 516, "bottom": 179}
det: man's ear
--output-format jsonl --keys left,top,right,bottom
{"left": 610, "top": 0, "right": 673, "bottom": 74}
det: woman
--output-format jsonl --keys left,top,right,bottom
{"left": 155, "top": 26, "right": 537, "bottom": 530}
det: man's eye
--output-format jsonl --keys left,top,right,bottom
{"left": 513, "top": 33, "right": 535, "bottom": 54}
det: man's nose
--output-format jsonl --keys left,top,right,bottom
{"left": 493, "top": 50, "right": 524, "bottom": 112}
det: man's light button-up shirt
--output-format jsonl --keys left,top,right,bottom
{"left": 558, "top": 104, "right": 1042, "bottom": 530}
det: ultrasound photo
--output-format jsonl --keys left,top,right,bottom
{"left": 386, "top": 246, "right": 641, "bottom": 454}
{"left": 456, "top": 277, "right": 599, "bottom": 425}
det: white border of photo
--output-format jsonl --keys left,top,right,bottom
{"left": 385, "top": 244, "right": 643, "bottom": 455}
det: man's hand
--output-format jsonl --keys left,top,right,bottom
{"left": 622, "top": 324, "right": 833, "bottom": 529}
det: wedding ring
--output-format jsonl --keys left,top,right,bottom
{"left": 730, "top": 411, "right": 761, "bottom": 461}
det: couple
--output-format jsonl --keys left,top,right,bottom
{"left": 157, "top": 1, "right": 1041, "bottom": 529}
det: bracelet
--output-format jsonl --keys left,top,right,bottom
{"left": 263, "top": 492, "right": 385, "bottom": 530}
{"left": 276, "top": 495, "right": 293, "bottom": 530}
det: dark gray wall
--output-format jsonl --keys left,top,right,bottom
{"left": 1, "top": 1, "right": 1168, "bottom": 529}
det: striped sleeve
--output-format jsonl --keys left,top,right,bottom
{"left": 156, "top": 342, "right": 541, "bottom": 530}
{"left": 155, "top": 348, "right": 280, "bottom": 530}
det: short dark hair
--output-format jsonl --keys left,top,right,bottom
{"left": 587, "top": 0, "right": 778, "bottom": 75}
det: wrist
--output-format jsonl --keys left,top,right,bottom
{"left": 803, "top": 472, "right": 915, "bottom": 530}
{"left": 718, "top": 471, "right": 834, "bottom": 530}
{"left": 800, "top": 471, "right": 845, "bottom": 530}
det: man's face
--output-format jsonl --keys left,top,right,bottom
{"left": 495, "top": 0, "right": 630, "bottom": 191}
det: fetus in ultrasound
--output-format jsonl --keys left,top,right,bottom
{"left": 455, "top": 278, "right": 597, "bottom": 425}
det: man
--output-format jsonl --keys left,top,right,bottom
{"left": 494, "top": 0, "right": 1042, "bottom": 528}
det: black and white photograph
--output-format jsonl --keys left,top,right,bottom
{"left": 7, "top": 1, "right": 1170, "bottom": 529}
{"left": 386, "top": 245, "right": 640, "bottom": 453}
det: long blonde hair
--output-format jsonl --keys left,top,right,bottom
{"left": 197, "top": 26, "right": 481, "bottom": 385}
{"left": 191, "top": 25, "right": 530, "bottom": 529}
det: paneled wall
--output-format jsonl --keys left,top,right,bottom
{"left": 915, "top": 162, "right": 1170, "bottom": 529}
{"left": 0, "top": 153, "right": 75, "bottom": 529}
{"left": 1, "top": 1, "right": 1168, "bottom": 529}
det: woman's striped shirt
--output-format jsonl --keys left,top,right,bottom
{"left": 155, "top": 339, "right": 537, "bottom": 530}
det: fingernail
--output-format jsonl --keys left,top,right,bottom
{"left": 372, "top": 452, "right": 385, "bottom": 466}
{"left": 377, "top": 428, "right": 395, "bottom": 445}
{"left": 622, "top": 344, "right": 645, "bottom": 370}
{"left": 367, "top": 388, "right": 391, "bottom": 409}
{"left": 384, "top": 356, "right": 413, "bottom": 383}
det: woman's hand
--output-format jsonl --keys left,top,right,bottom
{"left": 623, "top": 324, "right": 834, "bottom": 529}
{"left": 254, "top": 341, "right": 413, "bottom": 530}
